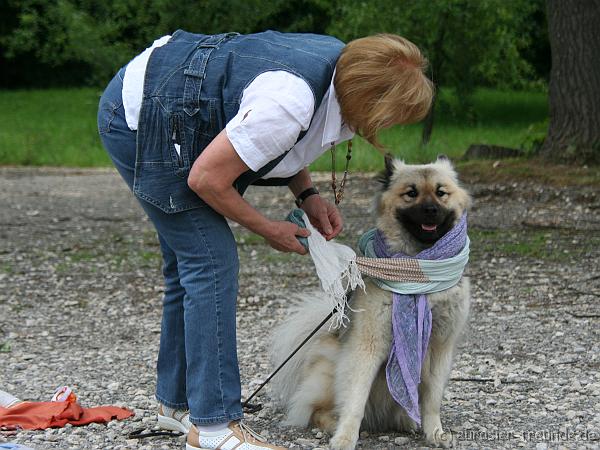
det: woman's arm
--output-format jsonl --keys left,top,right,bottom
{"left": 187, "top": 129, "right": 309, "bottom": 254}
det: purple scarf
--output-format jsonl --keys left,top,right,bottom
{"left": 373, "top": 214, "right": 467, "bottom": 424}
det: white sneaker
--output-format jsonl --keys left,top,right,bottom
{"left": 186, "top": 421, "right": 286, "bottom": 450}
{"left": 157, "top": 404, "right": 192, "bottom": 434}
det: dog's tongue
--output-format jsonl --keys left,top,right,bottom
{"left": 421, "top": 224, "right": 437, "bottom": 232}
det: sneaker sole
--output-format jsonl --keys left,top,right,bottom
{"left": 157, "top": 414, "right": 190, "bottom": 434}
{"left": 185, "top": 444, "right": 212, "bottom": 450}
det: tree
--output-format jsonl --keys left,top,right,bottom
{"left": 328, "top": 0, "right": 537, "bottom": 145}
{"left": 0, "top": 0, "right": 336, "bottom": 87}
{"left": 1, "top": 0, "right": 159, "bottom": 86}
{"left": 541, "top": 0, "right": 600, "bottom": 163}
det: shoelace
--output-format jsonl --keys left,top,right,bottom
{"left": 238, "top": 421, "right": 267, "bottom": 443}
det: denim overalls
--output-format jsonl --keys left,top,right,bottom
{"left": 97, "top": 30, "right": 343, "bottom": 424}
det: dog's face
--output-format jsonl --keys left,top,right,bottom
{"left": 375, "top": 155, "right": 471, "bottom": 255}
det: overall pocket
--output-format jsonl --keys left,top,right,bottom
{"left": 169, "top": 113, "right": 191, "bottom": 178}
{"left": 134, "top": 104, "right": 206, "bottom": 214}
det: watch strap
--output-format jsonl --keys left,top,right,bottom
{"left": 295, "top": 187, "right": 319, "bottom": 207}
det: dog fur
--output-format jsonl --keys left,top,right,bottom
{"left": 270, "top": 156, "right": 472, "bottom": 449}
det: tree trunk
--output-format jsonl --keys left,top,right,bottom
{"left": 421, "top": 9, "right": 449, "bottom": 146}
{"left": 421, "top": 91, "right": 437, "bottom": 146}
{"left": 541, "top": 0, "right": 600, "bottom": 163}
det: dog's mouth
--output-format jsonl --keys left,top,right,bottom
{"left": 421, "top": 223, "right": 438, "bottom": 232}
{"left": 396, "top": 205, "right": 455, "bottom": 245}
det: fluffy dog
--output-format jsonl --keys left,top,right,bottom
{"left": 270, "top": 156, "right": 471, "bottom": 449}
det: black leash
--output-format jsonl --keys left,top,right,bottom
{"left": 127, "top": 428, "right": 183, "bottom": 439}
{"left": 242, "top": 308, "right": 336, "bottom": 413}
{"left": 129, "top": 305, "right": 342, "bottom": 439}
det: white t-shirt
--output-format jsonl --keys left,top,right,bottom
{"left": 122, "top": 36, "right": 353, "bottom": 179}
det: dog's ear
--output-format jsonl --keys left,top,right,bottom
{"left": 376, "top": 152, "right": 395, "bottom": 190}
{"left": 436, "top": 154, "right": 454, "bottom": 167}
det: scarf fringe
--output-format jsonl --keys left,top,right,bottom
{"left": 322, "top": 258, "right": 365, "bottom": 329}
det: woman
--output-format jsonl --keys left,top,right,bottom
{"left": 98, "top": 30, "right": 433, "bottom": 450}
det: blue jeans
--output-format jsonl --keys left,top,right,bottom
{"left": 97, "top": 69, "right": 244, "bottom": 424}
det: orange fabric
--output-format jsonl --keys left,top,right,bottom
{"left": 0, "top": 401, "right": 133, "bottom": 430}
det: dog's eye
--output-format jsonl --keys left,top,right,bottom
{"left": 405, "top": 189, "right": 418, "bottom": 198}
{"left": 436, "top": 189, "right": 447, "bottom": 197}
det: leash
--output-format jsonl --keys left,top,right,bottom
{"left": 127, "top": 304, "right": 341, "bottom": 440}
{"left": 242, "top": 306, "right": 339, "bottom": 413}
{"left": 127, "top": 428, "right": 183, "bottom": 439}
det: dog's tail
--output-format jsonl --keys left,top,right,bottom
{"left": 269, "top": 291, "right": 339, "bottom": 426}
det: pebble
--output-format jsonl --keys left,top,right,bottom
{"left": 529, "top": 365, "right": 544, "bottom": 374}
{"left": 394, "top": 436, "right": 410, "bottom": 445}
{"left": 1, "top": 170, "right": 598, "bottom": 450}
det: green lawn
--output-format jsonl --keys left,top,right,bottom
{"left": 316, "top": 88, "right": 549, "bottom": 171}
{"left": 0, "top": 87, "right": 548, "bottom": 169}
{"left": 0, "top": 88, "right": 108, "bottom": 166}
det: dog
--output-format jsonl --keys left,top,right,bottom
{"left": 270, "top": 156, "right": 471, "bottom": 449}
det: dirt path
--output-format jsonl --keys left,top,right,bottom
{"left": 0, "top": 167, "right": 598, "bottom": 450}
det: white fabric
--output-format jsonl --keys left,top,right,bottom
{"left": 121, "top": 35, "right": 354, "bottom": 180}
{"left": 196, "top": 421, "right": 230, "bottom": 432}
{"left": 226, "top": 70, "right": 354, "bottom": 178}
{"left": 122, "top": 35, "right": 171, "bottom": 130}
{"left": 225, "top": 71, "right": 314, "bottom": 173}
{"left": 301, "top": 212, "right": 364, "bottom": 328}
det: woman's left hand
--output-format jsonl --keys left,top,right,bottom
{"left": 301, "top": 195, "right": 343, "bottom": 240}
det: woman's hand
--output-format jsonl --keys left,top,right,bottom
{"left": 301, "top": 195, "right": 343, "bottom": 240}
{"left": 264, "top": 221, "right": 310, "bottom": 254}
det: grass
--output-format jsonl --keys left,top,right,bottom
{"left": 457, "top": 158, "right": 600, "bottom": 186}
{"left": 469, "top": 229, "right": 599, "bottom": 262}
{"left": 312, "top": 88, "right": 549, "bottom": 171}
{"left": 234, "top": 232, "right": 265, "bottom": 245}
{"left": 54, "top": 241, "right": 162, "bottom": 273}
{"left": 0, "top": 88, "right": 109, "bottom": 166}
{"left": 0, "top": 87, "right": 548, "bottom": 169}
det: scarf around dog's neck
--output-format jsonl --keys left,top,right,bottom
{"left": 360, "top": 213, "right": 468, "bottom": 425}
{"left": 285, "top": 210, "right": 469, "bottom": 423}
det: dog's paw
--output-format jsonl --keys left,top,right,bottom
{"left": 329, "top": 432, "right": 358, "bottom": 450}
{"left": 424, "top": 427, "right": 454, "bottom": 448}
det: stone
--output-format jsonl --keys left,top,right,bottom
{"left": 394, "top": 436, "right": 410, "bottom": 445}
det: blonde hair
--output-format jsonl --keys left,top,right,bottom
{"left": 334, "top": 34, "right": 434, "bottom": 148}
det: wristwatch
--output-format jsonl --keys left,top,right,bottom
{"left": 295, "top": 187, "right": 319, "bottom": 207}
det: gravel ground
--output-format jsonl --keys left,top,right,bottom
{"left": 0, "top": 167, "right": 598, "bottom": 450}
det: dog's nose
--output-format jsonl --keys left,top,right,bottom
{"left": 422, "top": 203, "right": 438, "bottom": 216}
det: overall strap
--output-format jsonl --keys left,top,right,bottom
{"left": 234, "top": 150, "right": 293, "bottom": 194}
{"left": 183, "top": 32, "right": 239, "bottom": 116}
